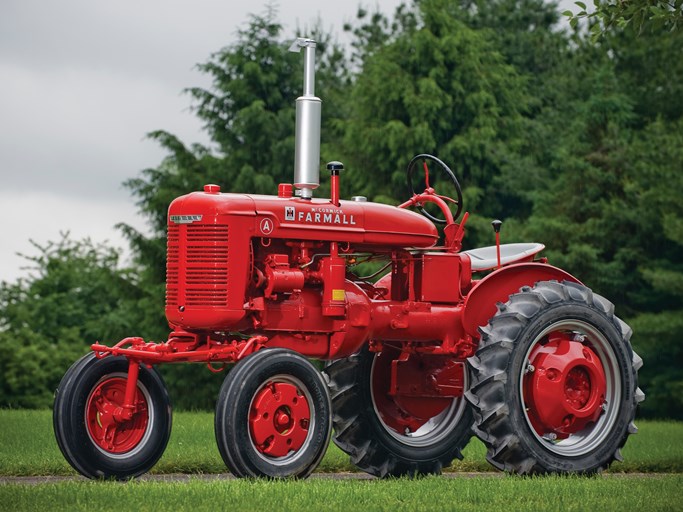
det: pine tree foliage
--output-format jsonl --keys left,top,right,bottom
{"left": 1, "top": 2, "right": 680, "bottom": 416}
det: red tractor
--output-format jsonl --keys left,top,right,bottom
{"left": 54, "top": 38, "right": 643, "bottom": 480}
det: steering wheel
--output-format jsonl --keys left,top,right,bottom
{"left": 406, "top": 154, "right": 463, "bottom": 223}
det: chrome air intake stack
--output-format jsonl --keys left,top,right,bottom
{"left": 289, "top": 38, "right": 321, "bottom": 199}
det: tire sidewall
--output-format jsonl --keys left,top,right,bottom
{"left": 506, "top": 302, "right": 636, "bottom": 472}
{"left": 54, "top": 354, "right": 172, "bottom": 479}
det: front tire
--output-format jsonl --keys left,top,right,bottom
{"left": 466, "top": 280, "right": 644, "bottom": 474}
{"left": 325, "top": 346, "right": 473, "bottom": 477}
{"left": 214, "top": 349, "right": 332, "bottom": 478}
{"left": 53, "top": 353, "right": 172, "bottom": 479}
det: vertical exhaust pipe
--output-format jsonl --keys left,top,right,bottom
{"left": 289, "top": 38, "right": 321, "bottom": 199}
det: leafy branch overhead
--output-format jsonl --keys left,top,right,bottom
{"left": 565, "top": 0, "right": 683, "bottom": 40}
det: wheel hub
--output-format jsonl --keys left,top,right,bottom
{"left": 86, "top": 377, "right": 149, "bottom": 454}
{"left": 524, "top": 334, "right": 607, "bottom": 438}
{"left": 249, "top": 382, "right": 310, "bottom": 457}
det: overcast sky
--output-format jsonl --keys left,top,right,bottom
{"left": 0, "top": 0, "right": 572, "bottom": 283}
{"left": 0, "top": 0, "right": 408, "bottom": 282}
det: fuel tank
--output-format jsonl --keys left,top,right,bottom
{"left": 169, "top": 187, "right": 439, "bottom": 248}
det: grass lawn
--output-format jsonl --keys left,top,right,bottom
{"left": 0, "top": 409, "right": 681, "bottom": 476}
{"left": 2, "top": 475, "right": 682, "bottom": 512}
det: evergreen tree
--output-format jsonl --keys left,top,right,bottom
{"left": 625, "top": 119, "right": 683, "bottom": 418}
{"left": 339, "top": 0, "right": 531, "bottom": 247}
{"left": 1, "top": 3, "right": 679, "bottom": 416}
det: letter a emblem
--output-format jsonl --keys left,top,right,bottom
{"left": 260, "top": 218, "right": 274, "bottom": 235}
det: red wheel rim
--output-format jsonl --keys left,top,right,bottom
{"left": 370, "top": 348, "right": 468, "bottom": 446}
{"left": 86, "top": 376, "right": 149, "bottom": 454}
{"left": 249, "top": 380, "right": 311, "bottom": 458}
{"left": 523, "top": 332, "right": 607, "bottom": 439}
{"left": 372, "top": 349, "right": 450, "bottom": 435}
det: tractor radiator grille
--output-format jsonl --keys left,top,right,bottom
{"left": 166, "top": 224, "right": 230, "bottom": 307}
{"left": 166, "top": 225, "right": 180, "bottom": 306}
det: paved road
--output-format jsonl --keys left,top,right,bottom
{"left": 1, "top": 472, "right": 666, "bottom": 485}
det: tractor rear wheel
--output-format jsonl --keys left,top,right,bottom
{"left": 466, "top": 280, "right": 644, "bottom": 474}
{"left": 214, "top": 348, "right": 331, "bottom": 478}
{"left": 325, "top": 346, "right": 473, "bottom": 477}
{"left": 53, "top": 353, "right": 172, "bottom": 479}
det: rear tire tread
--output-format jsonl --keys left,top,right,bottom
{"left": 466, "top": 280, "right": 642, "bottom": 475}
{"left": 325, "top": 348, "right": 472, "bottom": 478}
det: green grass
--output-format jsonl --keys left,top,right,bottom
{"left": 2, "top": 475, "right": 683, "bottom": 512}
{"left": 0, "top": 409, "right": 681, "bottom": 476}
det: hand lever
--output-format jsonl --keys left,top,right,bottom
{"left": 492, "top": 219, "right": 502, "bottom": 269}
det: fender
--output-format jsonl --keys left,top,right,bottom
{"left": 462, "top": 262, "right": 581, "bottom": 339}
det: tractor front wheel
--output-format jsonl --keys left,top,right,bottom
{"left": 325, "top": 346, "right": 473, "bottom": 477}
{"left": 466, "top": 280, "right": 644, "bottom": 474}
{"left": 214, "top": 348, "right": 332, "bottom": 478}
{"left": 53, "top": 353, "right": 172, "bottom": 479}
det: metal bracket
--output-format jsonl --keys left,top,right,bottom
{"left": 288, "top": 38, "right": 316, "bottom": 53}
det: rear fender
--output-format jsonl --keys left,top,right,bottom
{"left": 462, "top": 263, "right": 581, "bottom": 339}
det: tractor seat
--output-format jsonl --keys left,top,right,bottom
{"left": 462, "top": 243, "right": 545, "bottom": 271}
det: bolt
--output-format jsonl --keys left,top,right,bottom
{"left": 276, "top": 411, "right": 290, "bottom": 426}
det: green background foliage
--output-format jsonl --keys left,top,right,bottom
{"left": 0, "top": 0, "right": 680, "bottom": 417}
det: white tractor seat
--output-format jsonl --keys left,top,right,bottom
{"left": 462, "top": 243, "right": 545, "bottom": 271}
